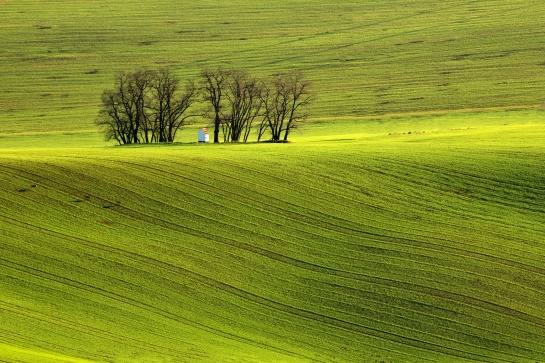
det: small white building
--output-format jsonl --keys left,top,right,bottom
{"left": 198, "top": 128, "right": 210, "bottom": 143}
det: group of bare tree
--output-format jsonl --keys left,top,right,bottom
{"left": 97, "top": 68, "right": 196, "bottom": 145}
{"left": 97, "top": 67, "right": 311, "bottom": 145}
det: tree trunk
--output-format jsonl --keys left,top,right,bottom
{"left": 214, "top": 113, "right": 220, "bottom": 143}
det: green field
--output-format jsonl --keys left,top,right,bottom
{"left": 2, "top": 111, "right": 545, "bottom": 362}
{"left": 1, "top": 1, "right": 545, "bottom": 362}
{"left": 1, "top": 0, "right": 544, "bottom": 132}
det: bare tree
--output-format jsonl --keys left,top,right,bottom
{"left": 97, "top": 70, "right": 152, "bottom": 144}
{"left": 260, "top": 71, "right": 312, "bottom": 142}
{"left": 97, "top": 88, "right": 131, "bottom": 145}
{"left": 149, "top": 68, "right": 197, "bottom": 143}
{"left": 97, "top": 68, "right": 195, "bottom": 144}
{"left": 126, "top": 69, "right": 154, "bottom": 143}
{"left": 201, "top": 67, "right": 227, "bottom": 143}
{"left": 222, "top": 70, "right": 262, "bottom": 142}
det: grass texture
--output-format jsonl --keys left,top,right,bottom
{"left": 1, "top": 111, "right": 545, "bottom": 362}
{"left": 1, "top": 0, "right": 544, "bottom": 133}
{"left": 1, "top": 0, "right": 545, "bottom": 362}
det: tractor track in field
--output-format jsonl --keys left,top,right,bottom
{"left": 48, "top": 155, "right": 545, "bottom": 286}
{"left": 2, "top": 155, "right": 545, "bottom": 360}
{"left": 4, "top": 159, "right": 543, "bottom": 308}
{"left": 1, "top": 228, "right": 537, "bottom": 363}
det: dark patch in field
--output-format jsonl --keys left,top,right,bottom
{"left": 99, "top": 219, "right": 116, "bottom": 226}
{"left": 409, "top": 97, "right": 424, "bottom": 101}
{"left": 177, "top": 30, "right": 205, "bottom": 34}
{"left": 394, "top": 40, "right": 424, "bottom": 46}
{"left": 388, "top": 131, "right": 426, "bottom": 136}
{"left": 324, "top": 138, "right": 355, "bottom": 142}
{"left": 35, "top": 25, "right": 52, "bottom": 30}
{"left": 85, "top": 69, "right": 99, "bottom": 75}
{"left": 138, "top": 41, "right": 155, "bottom": 46}
{"left": 452, "top": 53, "right": 474, "bottom": 61}
{"left": 18, "top": 189, "right": 28, "bottom": 193}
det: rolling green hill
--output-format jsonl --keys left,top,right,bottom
{"left": 1, "top": 111, "right": 545, "bottom": 362}
{"left": 2, "top": 0, "right": 545, "bottom": 362}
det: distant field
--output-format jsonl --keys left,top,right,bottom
{"left": 1, "top": 0, "right": 544, "bottom": 133}
{"left": 2, "top": 1, "right": 545, "bottom": 362}
{"left": 1, "top": 110, "right": 545, "bottom": 362}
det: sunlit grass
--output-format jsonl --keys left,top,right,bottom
{"left": 1, "top": 110, "right": 544, "bottom": 362}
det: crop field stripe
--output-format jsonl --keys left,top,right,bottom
{"left": 1, "top": 242, "right": 315, "bottom": 362}
{"left": 3, "top": 202, "right": 540, "bottom": 362}
{"left": 0, "top": 300, "right": 181, "bottom": 355}
{"left": 3, "top": 155, "right": 544, "bottom": 360}
{"left": 4, "top": 215, "right": 540, "bottom": 360}
{"left": 7, "top": 151, "right": 540, "bottom": 272}
{"left": 2, "top": 155, "right": 540, "bottom": 268}
{"left": 1, "top": 242, "right": 514, "bottom": 362}
{"left": 1, "top": 202, "right": 386, "bottom": 362}
{"left": 0, "top": 253, "right": 524, "bottom": 361}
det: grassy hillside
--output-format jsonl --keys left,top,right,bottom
{"left": 1, "top": 111, "right": 545, "bottom": 362}
{"left": 2, "top": 0, "right": 545, "bottom": 362}
{"left": 1, "top": 0, "right": 544, "bottom": 133}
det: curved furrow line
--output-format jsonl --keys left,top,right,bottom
{"left": 44, "top": 162, "right": 544, "bottom": 316}
{"left": 1, "top": 160, "right": 454, "bottom": 272}
{"left": 6, "top": 202, "right": 540, "bottom": 358}
{"left": 367, "top": 154, "right": 545, "bottom": 213}
{"left": 113, "top": 158, "right": 528, "bottom": 261}
{"left": 52, "top": 154, "right": 536, "bottom": 258}
{"left": 0, "top": 225, "right": 382, "bottom": 362}
{"left": 316, "top": 157, "right": 545, "bottom": 242}
{"left": 0, "top": 300, "right": 193, "bottom": 358}
{"left": 0, "top": 256, "right": 320, "bottom": 363}
{"left": 0, "top": 212, "right": 386, "bottom": 362}
{"left": 290, "top": 277, "right": 545, "bottom": 346}
{"left": 2, "top": 159, "right": 540, "bottom": 358}
{"left": 10, "top": 210, "right": 540, "bottom": 358}
{"left": 323, "top": 151, "right": 545, "bottom": 207}
{"left": 2, "top": 212, "right": 540, "bottom": 360}
{"left": 25, "top": 185, "right": 545, "bottom": 333}
{"left": 2, "top": 162, "right": 540, "bottom": 330}
{"left": 372, "top": 152, "right": 545, "bottom": 194}
{"left": 178, "top": 156, "right": 544, "bottom": 255}
{"left": 6, "top": 216, "right": 536, "bottom": 358}
{"left": 2, "top": 206, "right": 536, "bottom": 362}
{"left": 1, "top": 243, "right": 519, "bottom": 363}
{"left": 4, "top": 159, "right": 544, "bottom": 322}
